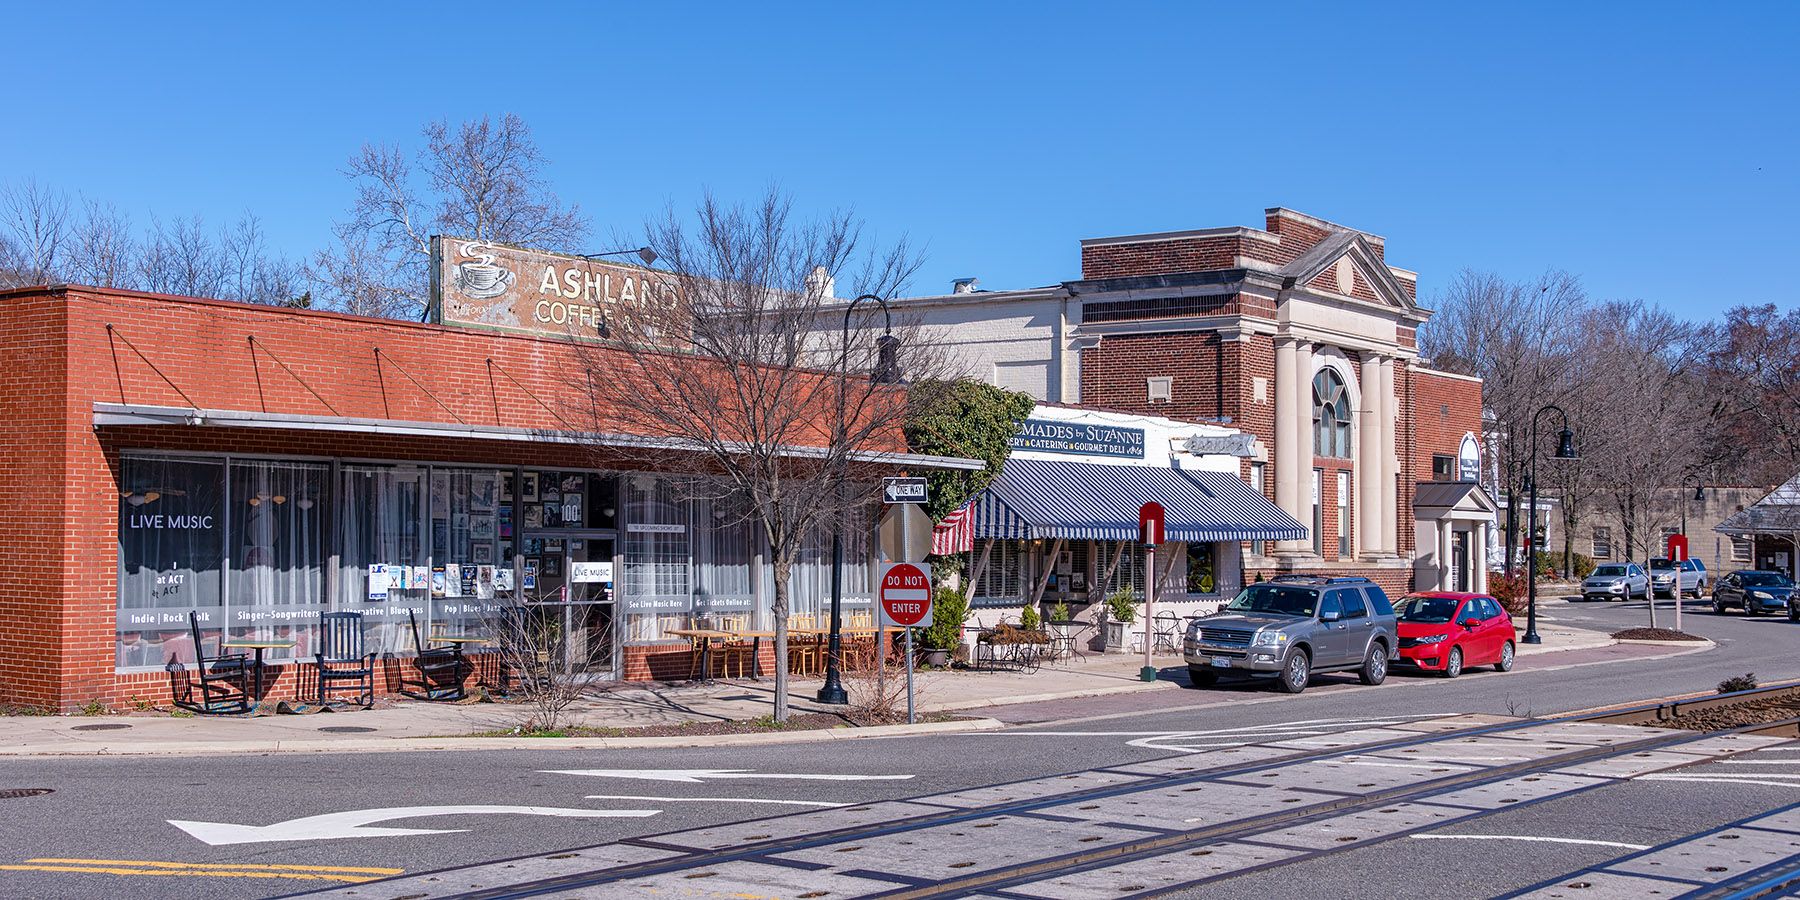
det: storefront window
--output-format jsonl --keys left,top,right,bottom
{"left": 429, "top": 467, "right": 514, "bottom": 633}
{"left": 338, "top": 464, "right": 427, "bottom": 655}
{"left": 623, "top": 475, "right": 690, "bottom": 641}
{"left": 693, "top": 491, "right": 754, "bottom": 622}
{"left": 117, "top": 456, "right": 225, "bottom": 668}
{"left": 972, "top": 540, "right": 1025, "bottom": 605}
{"left": 227, "top": 460, "right": 327, "bottom": 660}
{"left": 1186, "top": 542, "right": 1217, "bottom": 594}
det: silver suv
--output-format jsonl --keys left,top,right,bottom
{"left": 1183, "top": 576, "right": 1398, "bottom": 694}
{"left": 1649, "top": 558, "right": 1707, "bottom": 598}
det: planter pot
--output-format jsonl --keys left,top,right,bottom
{"left": 920, "top": 648, "right": 950, "bottom": 667}
{"left": 1102, "top": 621, "right": 1132, "bottom": 653}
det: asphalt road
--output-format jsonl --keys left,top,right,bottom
{"left": 1, "top": 595, "right": 1796, "bottom": 900}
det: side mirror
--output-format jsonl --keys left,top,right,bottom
{"left": 1321, "top": 610, "right": 1341, "bottom": 623}
{"left": 1460, "top": 618, "right": 1479, "bottom": 629}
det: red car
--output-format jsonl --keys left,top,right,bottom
{"left": 1393, "top": 592, "right": 1516, "bottom": 678}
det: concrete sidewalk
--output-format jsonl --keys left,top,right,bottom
{"left": 0, "top": 620, "right": 1628, "bottom": 758}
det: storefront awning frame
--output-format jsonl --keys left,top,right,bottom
{"left": 92, "top": 402, "right": 986, "bottom": 471}
{"left": 971, "top": 457, "right": 1308, "bottom": 542}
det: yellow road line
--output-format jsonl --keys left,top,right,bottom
{"left": 26, "top": 857, "right": 403, "bottom": 874}
{"left": 0, "top": 864, "right": 380, "bottom": 882}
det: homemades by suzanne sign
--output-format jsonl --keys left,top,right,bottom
{"left": 1010, "top": 418, "right": 1146, "bottom": 459}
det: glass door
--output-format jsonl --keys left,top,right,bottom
{"left": 524, "top": 533, "right": 617, "bottom": 680}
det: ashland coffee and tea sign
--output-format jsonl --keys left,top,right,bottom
{"left": 430, "top": 236, "right": 683, "bottom": 338}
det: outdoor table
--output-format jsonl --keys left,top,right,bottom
{"left": 219, "top": 639, "right": 296, "bottom": 703}
{"left": 667, "top": 628, "right": 733, "bottom": 681}
{"left": 734, "top": 630, "right": 778, "bottom": 677}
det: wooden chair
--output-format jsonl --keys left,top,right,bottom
{"left": 314, "top": 612, "right": 375, "bottom": 706}
{"left": 711, "top": 615, "right": 755, "bottom": 678}
{"left": 177, "top": 611, "right": 250, "bottom": 714}
{"left": 402, "top": 609, "right": 466, "bottom": 700}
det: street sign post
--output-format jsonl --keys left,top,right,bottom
{"left": 879, "top": 561, "right": 932, "bottom": 724}
{"left": 878, "top": 503, "right": 934, "bottom": 563}
{"left": 1667, "top": 534, "right": 1688, "bottom": 631}
{"left": 881, "top": 477, "right": 928, "bottom": 504}
{"left": 1139, "top": 502, "right": 1165, "bottom": 683}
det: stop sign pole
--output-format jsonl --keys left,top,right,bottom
{"left": 880, "top": 561, "right": 932, "bottom": 723}
{"left": 1139, "top": 502, "right": 1165, "bottom": 683}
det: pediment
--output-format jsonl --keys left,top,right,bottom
{"left": 1281, "top": 232, "right": 1417, "bottom": 314}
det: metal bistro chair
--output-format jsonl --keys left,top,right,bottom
{"left": 1153, "top": 610, "right": 1182, "bottom": 654}
{"left": 314, "top": 612, "right": 376, "bottom": 707}
{"left": 403, "top": 609, "right": 466, "bottom": 700}
{"left": 178, "top": 611, "right": 250, "bottom": 714}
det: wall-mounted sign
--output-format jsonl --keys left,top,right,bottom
{"left": 1458, "top": 433, "right": 1481, "bottom": 483}
{"left": 429, "top": 235, "right": 683, "bottom": 339}
{"left": 1010, "top": 418, "right": 1145, "bottom": 459}
{"left": 1181, "top": 434, "right": 1258, "bottom": 457}
{"left": 625, "top": 523, "right": 687, "bottom": 534}
{"left": 570, "top": 561, "right": 613, "bottom": 584}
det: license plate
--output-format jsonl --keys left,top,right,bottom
{"left": 1212, "top": 657, "right": 1232, "bottom": 668}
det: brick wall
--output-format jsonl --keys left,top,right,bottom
{"left": 1079, "top": 332, "right": 1226, "bottom": 422}
{"left": 1411, "top": 369, "right": 1484, "bottom": 481}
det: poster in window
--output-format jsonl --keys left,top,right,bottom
{"left": 524, "top": 538, "right": 544, "bottom": 556}
{"left": 542, "top": 554, "right": 562, "bottom": 577}
{"left": 499, "top": 542, "right": 513, "bottom": 562}
{"left": 476, "top": 565, "right": 495, "bottom": 599}
{"left": 523, "top": 572, "right": 537, "bottom": 589}
{"left": 561, "top": 493, "right": 582, "bottom": 528}
{"left": 1056, "top": 551, "right": 1072, "bottom": 576}
{"left": 444, "top": 564, "right": 462, "bottom": 598}
{"left": 367, "top": 564, "right": 390, "bottom": 600}
{"left": 469, "top": 515, "right": 495, "bottom": 539}
{"left": 430, "top": 474, "right": 449, "bottom": 517}
{"left": 523, "top": 504, "right": 543, "bottom": 529}
{"left": 521, "top": 472, "right": 539, "bottom": 503}
{"left": 495, "top": 567, "right": 514, "bottom": 591}
{"left": 524, "top": 558, "right": 539, "bottom": 576}
{"left": 541, "top": 479, "right": 560, "bottom": 503}
{"left": 472, "top": 542, "right": 493, "bottom": 565}
{"left": 560, "top": 473, "right": 584, "bottom": 497}
{"left": 432, "top": 566, "right": 447, "bottom": 597}
{"left": 1186, "top": 543, "right": 1216, "bottom": 594}
{"left": 541, "top": 502, "right": 561, "bottom": 528}
{"left": 460, "top": 565, "right": 478, "bottom": 597}
{"left": 545, "top": 539, "right": 564, "bottom": 553}
{"left": 499, "top": 505, "right": 513, "bottom": 538}
{"left": 432, "top": 519, "right": 450, "bottom": 559}
{"left": 469, "top": 474, "right": 497, "bottom": 513}
{"left": 499, "top": 474, "right": 514, "bottom": 502}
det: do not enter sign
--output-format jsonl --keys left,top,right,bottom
{"left": 879, "top": 562, "right": 933, "bottom": 626}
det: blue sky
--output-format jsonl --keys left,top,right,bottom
{"left": 6, "top": 2, "right": 1795, "bottom": 320}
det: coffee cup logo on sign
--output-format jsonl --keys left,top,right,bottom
{"left": 454, "top": 240, "right": 516, "bottom": 300}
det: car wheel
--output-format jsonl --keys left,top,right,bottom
{"left": 1187, "top": 666, "right": 1218, "bottom": 687}
{"left": 1748, "top": 604, "right": 1762, "bottom": 618}
{"left": 1442, "top": 646, "right": 1464, "bottom": 679}
{"left": 1275, "top": 650, "right": 1310, "bottom": 694}
{"left": 1789, "top": 603, "right": 1798, "bottom": 623}
{"left": 1715, "top": 599, "right": 1725, "bottom": 614}
{"left": 1495, "top": 640, "right": 1515, "bottom": 672}
{"left": 1358, "top": 643, "right": 1388, "bottom": 686}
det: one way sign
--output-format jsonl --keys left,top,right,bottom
{"left": 882, "top": 477, "right": 927, "bottom": 504}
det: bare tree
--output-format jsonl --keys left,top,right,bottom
{"left": 1421, "top": 269, "right": 1588, "bottom": 569}
{"left": 138, "top": 215, "right": 227, "bottom": 298}
{"left": 218, "top": 212, "right": 304, "bottom": 305}
{"left": 570, "top": 188, "right": 932, "bottom": 722}
{"left": 315, "top": 114, "right": 588, "bottom": 319}
{"left": 1696, "top": 304, "right": 1800, "bottom": 486}
{"left": 0, "top": 179, "right": 71, "bottom": 288}
{"left": 1578, "top": 301, "right": 1705, "bottom": 628}
{"left": 66, "top": 200, "right": 139, "bottom": 288}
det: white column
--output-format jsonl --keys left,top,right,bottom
{"left": 1378, "top": 356, "right": 1399, "bottom": 557}
{"left": 1474, "top": 522, "right": 1489, "bottom": 593}
{"left": 1294, "top": 341, "right": 1317, "bottom": 557}
{"left": 1273, "top": 337, "right": 1303, "bottom": 556}
{"left": 1438, "top": 519, "right": 1454, "bottom": 592}
{"left": 1358, "top": 352, "right": 1382, "bottom": 560}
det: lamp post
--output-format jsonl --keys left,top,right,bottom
{"left": 1524, "top": 405, "right": 1578, "bottom": 644}
{"left": 818, "top": 294, "right": 902, "bottom": 705}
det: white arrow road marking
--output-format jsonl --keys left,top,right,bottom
{"left": 545, "top": 769, "right": 914, "bottom": 783}
{"left": 1411, "top": 834, "right": 1651, "bottom": 850}
{"left": 1636, "top": 774, "right": 1800, "bottom": 788}
{"left": 1342, "top": 761, "right": 1477, "bottom": 771}
{"left": 584, "top": 794, "right": 849, "bottom": 808}
{"left": 169, "top": 805, "right": 659, "bottom": 846}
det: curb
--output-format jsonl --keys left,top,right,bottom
{"left": 0, "top": 716, "right": 1007, "bottom": 758}
{"left": 1615, "top": 638, "right": 1717, "bottom": 648}
{"left": 928, "top": 677, "right": 1181, "bottom": 713}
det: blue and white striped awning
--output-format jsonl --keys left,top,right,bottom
{"left": 971, "top": 458, "right": 1307, "bottom": 543}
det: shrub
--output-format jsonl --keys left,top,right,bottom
{"left": 1538, "top": 550, "right": 1595, "bottom": 580}
{"left": 1106, "top": 589, "right": 1138, "bottom": 625}
{"left": 920, "top": 584, "right": 971, "bottom": 650}
{"left": 1718, "top": 673, "right": 1758, "bottom": 694}
{"left": 1020, "top": 604, "right": 1040, "bottom": 630}
{"left": 1489, "top": 568, "right": 1531, "bottom": 615}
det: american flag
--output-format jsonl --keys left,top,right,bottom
{"left": 932, "top": 501, "right": 975, "bottom": 555}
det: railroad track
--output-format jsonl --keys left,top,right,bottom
{"left": 290, "top": 687, "right": 1800, "bottom": 900}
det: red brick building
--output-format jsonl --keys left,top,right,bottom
{"left": 889, "top": 208, "right": 1490, "bottom": 600}
{"left": 0, "top": 285, "right": 964, "bottom": 711}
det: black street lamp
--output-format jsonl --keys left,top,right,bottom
{"left": 818, "top": 294, "right": 903, "bottom": 705}
{"left": 1524, "top": 405, "right": 1578, "bottom": 644}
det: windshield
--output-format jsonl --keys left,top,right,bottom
{"left": 1395, "top": 595, "right": 1461, "bottom": 624}
{"left": 1592, "top": 565, "right": 1629, "bottom": 577}
{"left": 1650, "top": 559, "right": 1675, "bottom": 570}
{"left": 1225, "top": 585, "right": 1319, "bottom": 617}
{"left": 1742, "top": 573, "right": 1795, "bottom": 587}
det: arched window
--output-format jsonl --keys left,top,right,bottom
{"left": 1313, "top": 369, "right": 1352, "bottom": 458}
